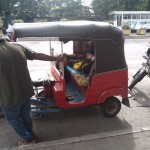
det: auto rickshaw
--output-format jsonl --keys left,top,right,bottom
{"left": 7, "top": 21, "right": 130, "bottom": 117}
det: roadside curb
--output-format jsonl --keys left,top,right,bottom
{"left": 7, "top": 126, "right": 150, "bottom": 150}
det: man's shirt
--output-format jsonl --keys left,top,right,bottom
{"left": 0, "top": 40, "right": 35, "bottom": 107}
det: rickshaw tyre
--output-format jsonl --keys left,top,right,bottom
{"left": 129, "top": 70, "right": 147, "bottom": 90}
{"left": 100, "top": 97, "right": 121, "bottom": 117}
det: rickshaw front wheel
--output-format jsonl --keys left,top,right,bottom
{"left": 100, "top": 97, "right": 121, "bottom": 117}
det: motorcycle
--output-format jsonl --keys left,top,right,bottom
{"left": 129, "top": 46, "right": 150, "bottom": 90}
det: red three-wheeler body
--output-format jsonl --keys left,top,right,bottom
{"left": 7, "top": 21, "right": 130, "bottom": 117}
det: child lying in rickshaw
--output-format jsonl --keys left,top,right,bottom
{"left": 64, "top": 51, "right": 95, "bottom": 74}
{"left": 64, "top": 51, "right": 95, "bottom": 87}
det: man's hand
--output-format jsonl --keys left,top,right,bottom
{"left": 57, "top": 55, "right": 64, "bottom": 62}
{"left": 34, "top": 53, "right": 64, "bottom": 62}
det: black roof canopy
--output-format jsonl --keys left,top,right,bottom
{"left": 7, "top": 21, "right": 123, "bottom": 43}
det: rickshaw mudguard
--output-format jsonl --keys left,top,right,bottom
{"left": 97, "top": 87, "right": 130, "bottom": 107}
{"left": 122, "top": 98, "right": 130, "bottom": 107}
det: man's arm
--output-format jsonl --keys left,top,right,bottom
{"left": 34, "top": 53, "right": 64, "bottom": 62}
{"left": 21, "top": 45, "right": 64, "bottom": 62}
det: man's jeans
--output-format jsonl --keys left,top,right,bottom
{"left": 2, "top": 99, "right": 34, "bottom": 142}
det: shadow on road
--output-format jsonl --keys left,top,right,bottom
{"left": 0, "top": 105, "right": 136, "bottom": 149}
{"left": 129, "top": 87, "right": 150, "bottom": 107}
{"left": 32, "top": 106, "right": 133, "bottom": 143}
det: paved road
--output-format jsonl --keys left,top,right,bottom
{"left": 1, "top": 39, "right": 150, "bottom": 149}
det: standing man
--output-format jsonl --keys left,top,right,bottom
{"left": 0, "top": 37, "right": 64, "bottom": 146}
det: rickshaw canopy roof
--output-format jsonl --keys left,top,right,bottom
{"left": 7, "top": 21, "right": 123, "bottom": 43}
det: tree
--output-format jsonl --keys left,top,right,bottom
{"left": 49, "top": 0, "right": 87, "bottom": 19}
{"left": 3, "top": 0, "right": 150, "bottom": 22}
{"left": 0, "top": 0, "right": 18, "bottom": 17}
{"left": 147, "top": 0, "right": 150, "bottom": 10}
{"left": 4, "top": 0, "right": 92, "bottom": 21}
{"left": 118, "top": 0, "right": 149, "bottom": 11}
{"left": 15, "top": 0, "right": 42, "bottom": 21}
{"left": 0, "top": 0, "right": 3, "bottom": 16}
{"left": 92, "top": 0, "right": 119, "bottom": 20}
{"left": 92, "top": 0, "right": 150, "bottom": 20}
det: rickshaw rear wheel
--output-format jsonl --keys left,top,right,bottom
{"left": 100, "top": 97, "right": 121, "bottom": 117}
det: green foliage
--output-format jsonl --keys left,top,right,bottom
{"left": 12, "top": 19, "right": 24, "bottom": 25}
{"left": 104, "top": 20, "right": 113, "bottom": 25}
{"left": 49, "top": 0, "right": 87, "bottom": 18}
{"left": 0, "top": 0, "right": 93, "bottom": 21}
{"left": 92, "top": 0, "right": 150, "bottom": 20}
{"left": 117, "top": 0, "right": 149, "bottom": 11}
{"left": 60, "top": 18, "right": 70, "bottom": 21}
{"left": 1, "top": 0, "right": 150, "bottom": 22}
{"left": 92, "top": 0, "right": 119, "bottom": 20}
{"left": 122, "top": 24, "right": 130, "bottom": 30}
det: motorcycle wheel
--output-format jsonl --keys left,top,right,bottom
{"left": 129, "top": 69, "right": 147, "bottom": 90}
{"left": 133, "top": 68, "right": 142, "bottom": 78}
